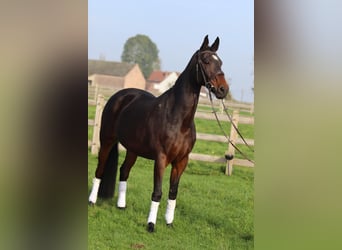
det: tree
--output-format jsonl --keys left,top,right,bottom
{"left": 121, "top": 34, "right": 160, "bottom": 78}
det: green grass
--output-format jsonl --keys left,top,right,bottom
{"left": 88, "top": 153, "right": 254, "bottom": 249}
{"left": 88, "top": 104, "right": 254, "bottom": 249}
{"left": 89, "top": 105, "right": 96, "bottom": 120}
{"left": 194, "top": 118, "right": 230, "bottom": 134}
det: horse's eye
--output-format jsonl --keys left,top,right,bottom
{"left": 203, "top": 57, "right": 210, "bottom": 64}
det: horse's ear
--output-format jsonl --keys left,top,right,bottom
{"left": 200, "top": 35, "right": 209, "bottom": 51}
{"left": 210, "top": 37, "right": 220, "bottom": 52}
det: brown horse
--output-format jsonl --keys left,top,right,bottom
{"left": 88, "top": 36, "right": 229, "bottom": 232}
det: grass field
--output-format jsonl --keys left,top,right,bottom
{"left": 88, "top": 104, "right": 254, "bottom": 249}
{"left": 88, "top": 154, "right": 254, "bottom": 249}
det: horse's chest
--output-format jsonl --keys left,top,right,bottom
{"left": 161, "top": 129, "right": 195, "bottom": 158}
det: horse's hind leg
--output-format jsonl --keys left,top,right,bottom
{"left": 88, "top": 139, "right": 115, "bottom": 204}
{"left": 117, "top": 151, "right": 137, "bottom": 208}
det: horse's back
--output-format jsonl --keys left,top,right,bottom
{"left": 103, "top": 88, "right": 154, "bottom": 115}
{"left": 107, "top": 88, "right": 154, "bottom": 106}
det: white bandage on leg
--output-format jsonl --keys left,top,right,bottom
{"left": 89, "top": 177, "right": 101, "bottom": 204}
{"left": 165, "top": 199, "right": 176, "bottom": 224}
{"left": 117, "top": 181, "right": 127, "bottom": 208}
{"left": 147, "top": 201, "right": 160, "bottom": 224}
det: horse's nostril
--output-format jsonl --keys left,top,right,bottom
{"left": 219, "top": 86, "right": 225, "bottom": 93}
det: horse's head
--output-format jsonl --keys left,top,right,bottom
{"left": 196, "top": 35, "right": 229, "bottom": 99}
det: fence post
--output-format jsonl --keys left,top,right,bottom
{"left": 225, "top": 110, "right": 239, "bottom": 176}
{"left": 94, "top": 84, "right": 99, "bottom": 102}
{"left": 91, "top": 94, "right": 104, "bottom": 155}
{"left": 220, "top": 100, "right": 224, "bottom": 114}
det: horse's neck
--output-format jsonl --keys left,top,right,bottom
{"left": 168, "top": 66, "right": 201, "bottom": 122}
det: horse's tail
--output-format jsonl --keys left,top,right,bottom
{"left": 98, "top": 142, "right": 119, "bottom": 198}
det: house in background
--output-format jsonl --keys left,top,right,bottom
{"left": 88, "top": 59, "right": 146, "bottom": 90}
{"left": 147, "top": 70, "right": 209, "bottom": 97}
{"left": 146, "top": 70, "right": 180, "bottom": 95}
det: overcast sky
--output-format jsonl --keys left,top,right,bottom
{"left": 88, "top": 0, "right": 254, "bottom": 102}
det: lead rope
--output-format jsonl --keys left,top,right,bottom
{"left": 207, "top": 88, "right": 254, "bottom": 164}
{"left": 220, "top": 100, "right": 254, "bottom": 153}
{"left": 197, "top": 58, "right": 254, "bottom": 163}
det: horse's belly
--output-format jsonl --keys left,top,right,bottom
{"left": 120, "top": 138, "right": 155, "bottom": 160}
{"left": 117, "top": 120, "right": 157, "bottom": 160}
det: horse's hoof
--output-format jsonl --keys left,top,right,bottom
{"left": 117, "top": 206, "right": 126, "bottom": 210}
{"left": 147, "top": 222, "right": 155, "bottom": 233}
{"left": 166, "top": 223, "right": 173, "bottom": 228}
{"left": 88, "top": 201, "right": 95, "bottom": 206}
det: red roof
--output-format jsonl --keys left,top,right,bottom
{"left": 147, "top": 71, "right": 173, "bottom": 83}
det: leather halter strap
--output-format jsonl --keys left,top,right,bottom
{"left": 196, "top": 51, "right": 215, "bottom": 90}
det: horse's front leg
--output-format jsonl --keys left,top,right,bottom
{"left": 147, "top": 155, "right": 167, "bottom": 232}
{"left": 165, "top": 156, "right": 189, "bottom": 226}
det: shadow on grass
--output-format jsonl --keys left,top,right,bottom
{"left": 240, "top": 233, "right": 254, "bottom": 242}
{"left": 186, "top": 161, "right": 225, "bottom": 176}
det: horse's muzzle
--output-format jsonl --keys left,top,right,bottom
{"left": 210, "top": 74, "right": 229, "bottom": 99}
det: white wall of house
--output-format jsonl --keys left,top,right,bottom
{"left": 153, "top": 72, "right": 178, "bottom": 93}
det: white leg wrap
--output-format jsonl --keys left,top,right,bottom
{"left": 89, "top": 178, "right": 101, "bottom": 204}
{"left": 147, "top": 201, "right": 160, "bottom": 224}
{"left": 165, "top": 199, "right": 176, "bottom": 224}
{"left": 117, "top": 181, "right": 127, "bottom": 208}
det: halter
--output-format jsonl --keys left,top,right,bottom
{"left": 196, "top": 51, "right": 216, "bottom": 91}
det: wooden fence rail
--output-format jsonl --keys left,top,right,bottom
{"left": 198, "top": 96, "right": 254, "bottom": 113}
{"left": 189, "top": 153, "right": 254, "bottom": 168}
{"left": 196, "top": 132, "right": 254, "bottom": 146}
{"left": 88, "top": 94, "right": 254, "bottom": 175}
